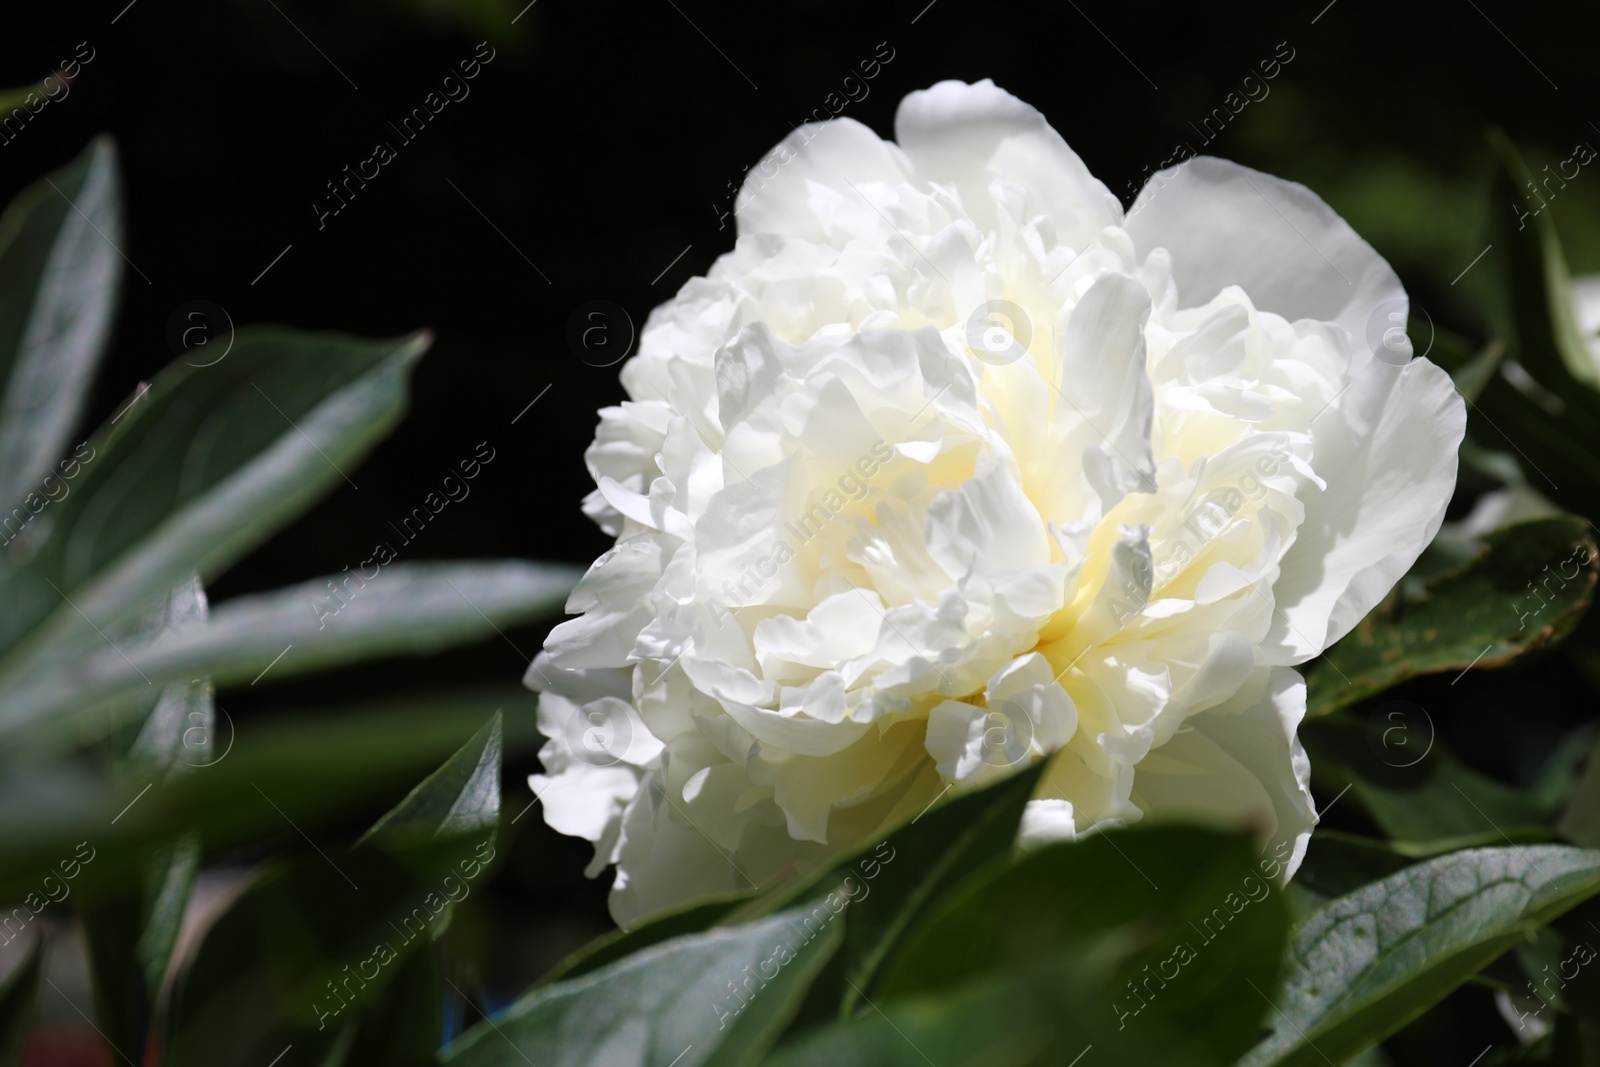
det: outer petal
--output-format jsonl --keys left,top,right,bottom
{"left": 1130, "top": 667, "right": 1315, "bottom": 879}
{"left": 733, "top": 119, "right": 914, "bottom": 241}
{"left": 1266, "top": 356, "right": 1465, "bottom": 661}
{"left": 1125, "top": 157, "right": 1402, "bottom": 343}
{"left": 894, "top": 79, "right": 1121, "bottom": 237}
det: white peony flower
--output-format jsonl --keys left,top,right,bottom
{"left": 529, "top": 79, "right": 1466, "bottom": 926}
{"left": 1573, "top": 274, "right": 1600, "bottom": 371}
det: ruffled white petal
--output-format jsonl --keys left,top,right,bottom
{"left": 1125, "top": 156, "right": 1403, "bottom": 343}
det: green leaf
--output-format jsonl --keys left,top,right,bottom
{"left": 361, "top": 709, "right": 502, "bottom": 848}
{"left": 79, "top": 836, "right": 201, "bottom": 1061}
{"left": 760, "top": 967, "right": 1050, "bottom": 1067}
{"left": 0, "top": 137, "right": 121, "bottom": 513}
{"left": 1488, "top": 129, "right": 1600, "bottom": 390}
{"left": 1305, "top": 517, "right": 1597, "bottom": 718}
{"left": 166, "top": 704, "right": 503, "bottom": 1066}
{"left": 1423, "top": 326, "right": 1502, "bottom": 403}
{"left": 1560, "top": 734, "right": 1600, "bottom": 848}
{"left": 0, "top": 562, "right": 578, "bottom": 742}
{"left": 762, "top": 956, "right": 1222, "bottom": 1067}
{"left": 1472, "top": 132, "right": 1600, "bottom": 515}
{"left": 876, "top": 825, "right": 1290, "bottom": 1066}
{"left": 442, "top": 904, "right": 843, "bottom": 1067}
{"left": 1237, "top": 846, "right": 1600, "bottom": 1067}
{"left": 730, "top": 763, "right": 1045, "bottom": 1019}
{"left": 537, "top": 894, "right": 756, "bottom": 988}
{"left": 339, "top": 942, "right": 441, "bottom": 1067}
{"left": 1302, "top": 713, "right": 1555, "bottom": 844}
{"left": 0, "top": 691, "right": 524, "bottom": 906}
{"left": 124, "top": 575, "right": 215, "bottom": 770}
{"left": 78, "top": 576, "right": 211, "bottom": 1060}
{"left": 0, "top": 326, "right": 431, "bottom": 686}
{"left": 1293, "top": 830, "right": 1417, "bottom": 900}
{"left": 0, "top": 933, "right": 44, "bottom": 1067}
{"left": 165, "top": 842, "right": 489, "bottom": 1067}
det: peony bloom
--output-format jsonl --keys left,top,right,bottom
{"left": 530, "top": 80, "right": 1465, "bottom": 925}
{"left": 1574, "top": 274, "right": 1600, "bottom": 369}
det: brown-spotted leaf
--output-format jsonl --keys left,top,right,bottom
{"left": 1306, "top": 516, "right": 1596, "bottom": 717}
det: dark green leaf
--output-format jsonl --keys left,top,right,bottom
{"left": 164, "top": 843, "right": 485, "bottom": 1067}
{"left": 1238, "top": 846, "right": 1600, "bottom": 1067}
{"left": 0, "top": 563, "right": 577, "bottom": 739}
{"left": 737, "top": 763, "right": 1045, "bottom": 1018}
{"left": 442, "top": 904, "right": 843, "bottom": 1067}
{"left": 0, "top": 691, "right": 523, "bottom": 906}
{"left": 1473, "top": 132, "right": 1600, "bottom": 515}
{"left": 340, "top": 939, "right": 442, "bottom": 1067}
{"left": 78, "top": 576, "right": 210, "bottom": 1059}
{"left": 0, "top": 137, "right": 120, "bottom": 513}
{"left": 876, "top": 825, "right": 1290, "bottom": 1066}
{"left": 362, "top": 709, "right": 502, "bottom": 848}
{"left": 538, "top": 894, "right": 755, "bottom": 988}
{"left": 1294, "top": 830, "right": 1417, "bottom": 899}
{"left": 1302, "top": 713, "right": 1555, "bottom": 844}
{"left": 1305, "top": 517, "right": 1596, "bottom": 718}
{"left": 0, "top": 326, "right": 431, "bottom": 689}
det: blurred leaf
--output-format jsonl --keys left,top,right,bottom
{"left": 0, "top": 137, "right": 120, "bottom": 513}
{"left": 0, "top": 84, "right": 38, "bottom": 113}
{"left": 744, "top": 764, "right": 1045, "bottom": 1019}
{"left": 1472, "top": 132, "right": 1600, "bottom": 515}
{"left": 79, "top": 576, "right": 211, "bottom": 1059}
{"left": 0, "top": 326, "right": 431, "bottom": 688}
{"left": 166, "top": 713, "right": 502, "bottom": 1066}
{"left": 2, "top": 561, "right": 577, "bottom": 742}
{"left": 1559, "top": 735, "right": 1600, "bottom": 848}
{"left": 760, "top": 966, "right": 1054, "bottom": 1067}
{"left": 1303, "top": 713, "right": 1555, "bottom": 844}
{"left": 0, "top": 934, "right": 44, "bottom": 1067}
{"left": 1238, "top": 846, "right": 1600, "bottom": 1067}
{"left": 339, "top": 933, "right": 441, "bottom": 1067}
{"left": 0, "top": 692, "right": 520, "bottom": 905}
{"left": 1489, "top": 129, "right": 1600, "bottom": 390}
{"left": 1294, "top": 831, "right": 1416, "bottom": 899}
{"left": 361, "top": 709, "right": 502, "bottom": 848}
{"left": 442, "top": 904, "right": 843, "bottom": 1067}
{"left": 1424, "top": 326, "right": 1502, "bottom": 402}
{"left": 1305, "top": 517, "right": 1597, "bottom": 718}
{"left": 165, "top": 843, "right": 481, "bottom": 1066}
{"left": 537, "top": 894, "right": 755, "bottom": 988}
{"left": 878, "top": 825, "right": 1290, "bottom": 1065}
{"left": 125, "top": 575, "right": 215, "bottom": 770}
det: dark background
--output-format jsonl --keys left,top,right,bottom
{"left": 5, "top": 0, "right": 1599, "bottom": 1054}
